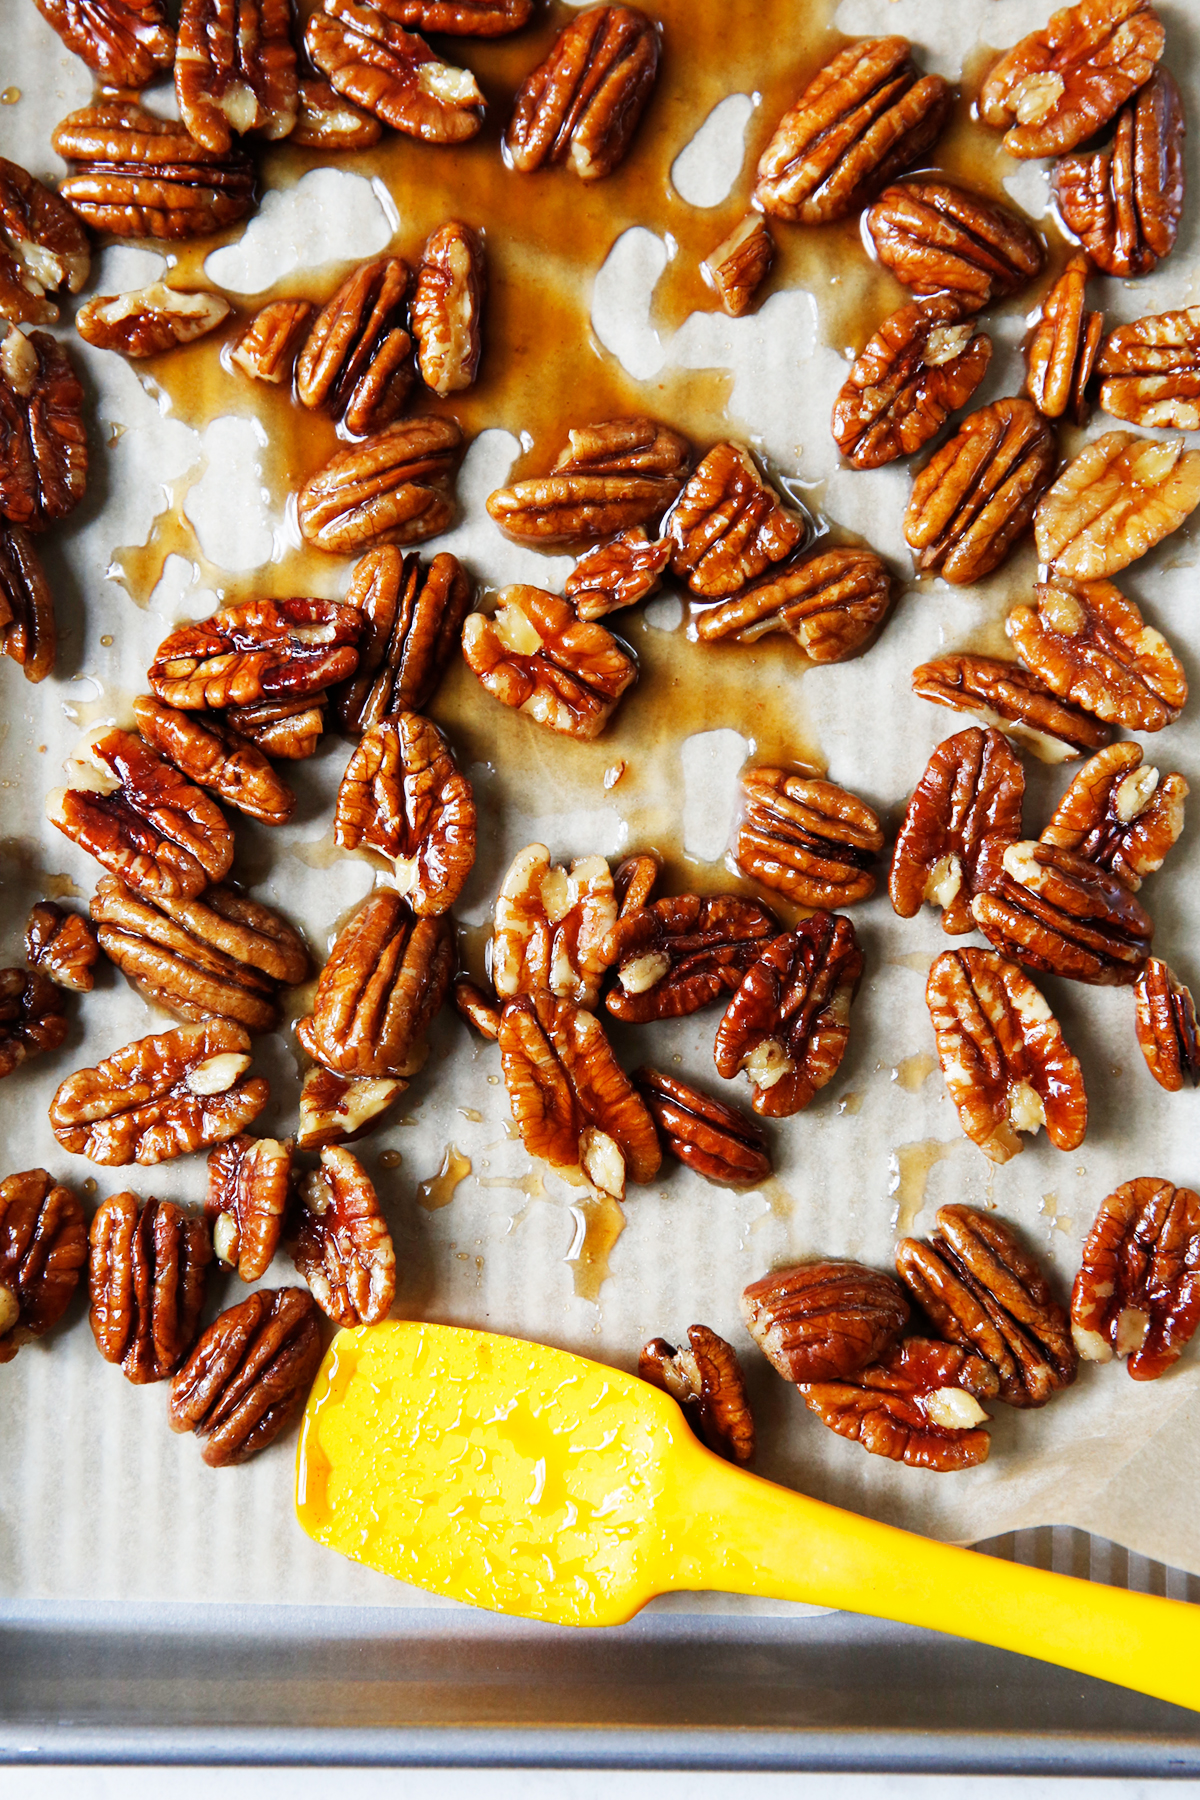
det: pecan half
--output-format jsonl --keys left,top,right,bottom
{"left": 411, "top": 221, "right": 484, "bottom": 396}
{"left": 168, "top": 1287, "right": 324, "bottom": 1466}
{"left": 1054, "top": 71, "right": 1184, "bottom": 278}
{"left": 833, "top": 297, "right": 991, "bottom": 470}
{"left": 1134, "top": 960, "right": 1200, "bottom": 1092}
{"left": 492, "top": 843, "right": 617, "bottom": 1011}
{"left": 497, "top": 988, "right": 660, "bottom": 1199}
{"left": 912, "top": 654, "right": 1111, "bottom": 761}
{"left": 296, "top": 1066, "right": 407, "bottom": 1149}
{"left": 337, "top": 547, "right": 471, "bottom": 731}
{"left": 32, "top": 0, "right": 174, "bottom": 89}
{"left": 1024, "top": 254, "right": 1103, "bottom": 425}
{"left": 0, "top": 523, "right": 56, "bottom": 680}
{"left": 453, "top": 977, "right": 501, "bottom": 1041}
{"left": 754, "top": 36, "right": 951, "bottom": 225}
{"left": 1072, "top": 1178, "right": 1200, "bottom": 1379}
{"left": 1097, "top": 306, "right": 1200, "bottom": 429}
{"left": 223, "top": 693, "right": 326, "bottom": 758}
{"left": 53, "top": 99, "right": 256, "bottom": 239}
{"left": 296, "top": 890, "right": 453, "bottom": 1080}
{"left": 76, "top": 283, "right": 231, "bottom": 358}
{"left": 133, "top": 695, "right": 294, "bottom": 827}
{"left": 296, "top": 255, "right": 412, "bottom": 436}
{"left": 556, "top": 417, "right": 689, "bottom": 480}
{"left": 702, "top": 214, "right": 773, "bottom": 318}
{"left": 297, "top": 415, "right": 461, "bottom": 554}
{"left": 176, "top": 0, "right": 299, "bottom": 153}
{"left": 0, "top": 158, "right": 90, "bottom": 327}
{"left": 602, "top": 894, "right": 778, "bottom": 1024}
{"left": 734, "top": 767, "right": 882, "bottom": 909}
{"left": 904, "top": 398, "right": 1056, "bottom": 585}
{"left": 89, "top": 1191, "right": 212, "bottom": 1382}
{"left": 291, "top": 1144, "right": 395, "bottom": 1327}
{"left": 741, "top": 1260, "right": 909, "bottom": 1382}
{"left": 564, "top": 528, "right": 671, "bottom": 622}
{"left": 714, "top": 914, "right": 863, "bottom": 1118}
{"left": 693, "top": 546, "right": 892, "bottom": 664}
{"left": 50, "top": 1018, "right": 269, "bottom": 1165}
{"left": 1035, "top": 431, "right": 1200, "bottom": 580}
{"left": 207, "top": 1133, "right": 291, "bottom": 1281}
{"left": 148, "top": 597, "right": 362, "bottom": 710}
{"left": 890, "top": 729, "right": 1024, "bottom": 936}
{"left": 1007, "top": 579, "right": 1185, "bottom": 735}
{"left": 305, "top": 0, "right": 484, "bottom": 142}
{"left": 462, "top": 585, "right": 637, "bottom": 739}
{"left": 980, "top": 0, "right": 1164, "bottom": 158}
{"left": 334, "top": 713, "right": 476, "bottom": 915}
{"left": 0, "top": 1170, "right": 85, "bottom": 1363}
{"left": 0, "top": 969, "right": 67, "bottom": 1078}
{"left": 798, "top": 1337, "right": 995, "bottom": 1471}
{"left": 26, "top": 902, "right": 99, "bottom": 993}
{"left": 229, "top": 298, "right": 313, "bottom": 383}
{"left": 633, "top": 1067, "right": 770, "bottom": 1188}
{"left": 667, "top": 443, "right": 805, "bottom": 599}
{"left": 640, "top": 1325, "right": 755, "bottom": 1464}
{"left": 0, "top": 327, "right": 87, "bottom": 528}
{"left": 865, "top": 178, "right": 1045, "bottom": 310}
{"left": 375, "top": 0, "right": 531, "bottom": 30}
{"left": 1039, "top": 741, "right": 1186, "bottom": 891}
{"left": 292, "top": 77, "right": 382, "bottom": 149}
{"left": 486, "top": 417, "right": 688, "bottom": 544}
{"left": 505, "top": 4, "right": 659, "bottom": 180}
{"left": 971, "top": 835, "right": 1152, "bottom": 986}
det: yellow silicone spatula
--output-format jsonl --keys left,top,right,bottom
{"left": 295, "top": 1320, "right": 1200, "bottom": 1713}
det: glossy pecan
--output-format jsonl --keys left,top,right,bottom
{"left": 206, "top": 1133, "right": 291, "bottom": 1281}
{"left": 798, "top": 1337, "right": 995, "bottom": 1471}
{"left": 291, "top": 77, "right": 382, "bottom": 149}
{"left": 1072, "top": 1178, "right": 1200, "bottom": 1379}
{"left": 0, "top": 327, "right": 87, "bottom": 528}
{"left": 734, "top": 767, "right": 882, "bottom": 909}
{"left": 229, "top": 298, "right": 313, "bottom": 383}
{"left": 1007, "top": 580, "right": 1184, "bottom": 735}
{"left": 50, "top": 1018, "right": 269, "bottom": 1165}
{"left": 334, "top": 713, "right": 476, "bottom": 915}
{"left": 26, "top": 901, "right": 98, "bottom": 993}
{"left": 374, "top": 0, "right": 530, "bottom": 29}
{"left": 1134, "top": 960, "right": 1200, "bottom": 1093}
{"left": 564, "top": 528, "right": 671, "bottom": 622}
{"left": 912, "top": 654, "right": 1111, "bottom": 761}
{"left": 53, "top": 98, "right": 256, "bottom": 239}
{"left": 602, "top": 894, "right": 778, "bottom": 1023}
{"left": 453, "top": 977, "right": 501, "bottom": 1041}
{"left": 505, "top": 4, "right": 659, "bottom": 180}
{"left": 971, "top": 835, "right": 1152, "bottom": 985}
{"left": 702, "top": 214, "right": 773, "bottom": 318}
{"left": 904, "top": 398, "right": 1056, "bottom": 585}
{"left": 833, "top": 297, "right": 991, "bottom": 470}
{"left": 741, "top": 1260, "right": 909, "bottom": 1383}
{"left": 148, "top": 597, "right": 362, "bottom": 710}
{"left": 296, "top": 415, "right": 461, "bottom": 554}
{"left": 132, "top": 695, "right": 294, "bottom": 827}
{"left": 667, "top": 443, "right": 805, "bottom": 599}
{"left": 492, "top": 843, "right": 617, "bottom": 1011}
{"left": 0, "top": 523, "right": 56, "bottom": 680}
{"left": 980, "top": 0, "right": 1163, "bottom": 157}
{"left": 0, "top": 969, "right": 67, "bottom": 1078}
{"left": 640, "top": 1325, "right": 755, "bottom": 1464}
{"left": 0, "top": 1170, "right": 85, "bottom": 1363}
{"left": 176, "top": 0, "right": 298, "bottom": 153}
{"left": 337, "top": 547, "right": 470, "bottom": 732}
{"left": 1054, "top": 70, "right": 1184, "bottom": 278}
{"left": 89, "top": 1191, "right": 212, "bottom": 1382}
{"left": 865, "top": 178, "right": 1044, "bottom": 310}
{"left": 223, "top": 693, "right": 326, "bottom": 759}
{"left": 0, "top": 158, "right": 90, "bottom": 327}
{"left": 613, "top": 851, "right": 660, "bottom": 915}
{"left": 890, "top": 729, "right": 1024, "bottom": 936}
{"left": 714, "top": 913, "right": 863, "bottom": 1118}
{"left": 305, "top": 0, "right": 485, "bottom": 142}
{"left": 296, "top": 1065, "right": 407, "bottom": 1150}
{"left": 168, "top": 1286, "right": 324, "bottom": 1466}
{"left": 486, "top": 417, "right": 688, "bottom": 544}
{"left": 296, "top": 889, "right": 453, "bottom": 1079}
{"left": 1097, "top": 305, "right": 1200, "bottom": 429}
{"left": 76, "top": 282, "right": 231, "bottom": 358}
{"left": 1039, "top": 741, "right": 1186, "bottom": 891}
{"left": 1024, "top": 254, "right": 1103, "bottom": 425}
{"left": 693, "top": 546, "right": 892, "bottom": 664}
{"left": 633, "top": 1067, "right": 770, "bottom": 1189}
{"left": 32, "top": 0, "right": 174, "bottom": 89}
{"left": 411, "top": 221, "right": 484, "bottom": 396}
{"left": 296, "top": 255, "right": 412, "bottom": 435}
{"left": 1035, "top": 431, "right": 1200, "bottom": 580}
{"left": 462, "top": 585, "right": 637, "bottom": 739}
{"left": 291, "top": 1144, "right": 395, "bottom": 1327}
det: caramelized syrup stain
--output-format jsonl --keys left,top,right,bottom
{"left": 417, "top": 1143, "right": 472, "bottom": 1211}
{"left": 567, "top": 1189, "right": 625, "bottom": 1304}
{"left": 889, "top": 1138, "right": 960, "bottom": 1237}
{"left": 892, "top": 1052, "right": 936, "bottom": 1094}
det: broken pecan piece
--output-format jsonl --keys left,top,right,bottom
{"left": 26, "top": 902, "right": 98, "bottom": 993}
{"left": 912, "top": 654, "right": 1111, "bottom": 761}
{"left": 305, "top": 0, "right": 484, "bottom": 142}
{"left": 133, "top": 695, "right": 294, "bottom": 827}
{"left": 1134, "top": 960, "right": 1200, "bottom": 1092}
{"left": 633, "top": 1067, "right": 770, "bottom": 1189}
{"left": 1024, "top": 254, "right": 1103, "bottom": 425}
{"left": 734, "top": 767, "right": 882, "bottom": 909}
{"left": 229, "top": 298, "right": 313, "bottom": 383}
{"left": 505, "top": 4, "right": 659, "bottom": 180}
{"left": 833, "top": 297, "right": 991, "bottom": 470}
{"left": 1097, "top": 305, "right": 1200, "bottom": 429}
{"left": 904, "top": 398, "right": 1057, "bottom": 585}
{"left": 799, "top": 1337, "right": 995, "bottom": 1471}
{"left": 693, "top": 546, "right": 892, "bottom": 664}
{"left": 602, "top": 894, "right": 777, "bottom": 1023}
{"left": 291, "top": 1144, "right": 395, "bottom": 1327}
{"left": 76, "top": 283, "right": 231, "bottom": 358}
{"left": 176, "top": 0, "right": 299, "bottom": 153}
{"left": 702, "top": 214, "right": 773, "bottom": 318}
{"left": 0, "top": 1170, "right": 85, "bottom": 1363}
{"left": 890, "top": 729, "right": 1024, "bottom": 936}
{"left": 453, "top": 978, "right": 500, "bottom": 1042}
{"left": 640, "top": 1325, "right": 755, "bottom": 1464}
{"left": 613, "top": 852, "right": 659, "bottom": 916}
{"left": 411, "top": 221, "right": 485, "bottom": 396}
{"left": 297, "top": 255, "right": 412, "bottom": 436}
{"left": 1035, "top": 430, "right": 1200, "bottom": 580}
{"left": 1039, "top": 741, "right": 1186, "bottom": 891}
{"left": 980, "top": 0, "right": 1164, "bottom": 158}
{"left": 334, "top": 713, "right": 476, "bottom": 916}
{"left": 667, "top": 444, "right": 805, "bottom": 599}
{"left": 1072, "top": 1178, "right": 1200, "bottom": 1379}
{"left": 291, "top": 78, "right": 381, "bottom": 149}
{"left": 1054, "top": 70, "right": 1184, "bottom": 278}
{"left": 296, "top": 1066, "right": 407, "bottom": 1150}
{"left": 169, "top": 1286, "right": 324, "bottom": 1466}
{"left": 0, "top": 327, "right": 87, "bottom": 529}
{"left": 741, "top": 1260, "right": 909, "bottom": 1383}
{"left": 0, "top": 969, "right": 67, "bottom": 1078}
{"left": 53, "top": 98, "right": 256, "bottom": 239}
{"left": 492, "top": 843, "right": 617, "bottom": 1011}
{"left": 296, "top": 415, "right": 461, "bottom": 554}
{"left": 207, "top": 1133, "right": 291, "bottom": 1282}
{"left": 89, "top": 1191, "right": 212, "bottom": 1383}
{"left": 32, "top": 0, "right": 174, "bottom": 89}
{"left": 148, "top": 597, "right": 362, "bottom": 710}
{"left": 462, "top": 585, "right": 637, "bottom": 739}
{"left": 0, "top": 523, "right": 55, "bottom": 680}
{"left": 223, "top": 693, "right": 326, "bottom": 759}
{"left": 0, "top": 157, "right": 90, "bottom": 327}
{"left": 971, "top": 836, "right": 1152, "bottom": 986}
{"left": 564, "top": 528, "right": 671, "bottom": 622}
{"left": 865, "top": 178, "right": 1044, "bottom": 310}
{"left": 1007, "top": 579, "right": 1185, "bottom": 735}
{"left": 337, "top": 546, "right": 471, "bottom": 731}
{"left": 486, "top": 417, "right": 687, "bottom": 544}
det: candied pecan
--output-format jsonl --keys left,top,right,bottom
{"left": 1054, "top": 71, "right": 1184, "bottom": 278}
{"left": 1007, "top": 580, "right": 1184, "bottom": 735}
{"left": 297, "top": 416, "right": 461, "bottom": 554}
{"left": 462, "top": 585, "right": 637, "bottom": 739}
{"left": 0, "top": 327, "right": 87, "bottom": 529}
{"left": 734, "top": 767, "right": 882, "bottom": 909}
{"left": 904, "top": 398, "right": 1056, "bottom": 585}
{"left": 297, "top": 1065, "right": 407, "bottom": 1149}
{"left": 297, "top": 890, "right": 453, "bottom": 1079}
{"left": 912, "top": 654, "right": 1111, "bottom": 761}
{"left": 133, "top": 695, "right": 294, "bottom": 827}
{"left": 291, "top": 1144, "right": 395, "bottom": 1327}
{"left": 1035, "top": 431, "right": 1200, "bottom": 580}
{"left": 26, "top": 902, "right": 98, "bottom": 993}
{"left": 334, "top": 713, "right": 475, "bottom": 915}
{"left": 742, "top": 1260, "right": 909, "bottom": 1383}
{"left": 667, "top": 443, "right": 805, "bottom": 599}
{"left": 1072, "top": 1179, "right": 1200, "bottom": 1380}
{"left": 376, "top": 0, "right": 531, "bottom": 31}
{"left": 602, "top": 894, "right": 778, "bottom": 1024}
{"left": 640, "top": 1325, "right": 755, "bottom": 1464}
{"left": 337, "top": 547, "right": 470, "bottom": 731}
{"left": 833, "top": 298, "right": 991, "bottom": 471}
{"left": 799, "top": 1337, "right": 995, "bottom": 1471}
{"left": 207, "top": 1133, "right": 291, "bottom": 1281}
{"left": 497, "top": 988, "right": 660, "bottom": 1199}
{"left": 0, "top": 1170, "right": 85, "bottom": 1363}
{"left": 1134, "top": 960, "right": 1200, "bottom": 1092}
{"left": 927, "top": 947, "right": 1087, "bottom": 1164}
{"left": 168, "top": 1286, "right": 323, "bottom": 1466}
{"left": 1097, "top": 306, "right": 1200, "bottom": 429}
{"left": 613, "top": 851, "right": 659, "bottom": 915}
{"left": 505, "top": 4, "right": 659, "bottom": 181}
{"left": 980, "top": 0, "right": 1163, "bottom": 157}
{"left": 89, "top": 1191, "right": 212, "bottom": 1383}
{"left": 0, "top": 523, "right": 56, "bottom": 681}
{"left": 971, "top": 835, "right": 1152, "bottom": 985}
{"left": 229, "top": 299, "right": 313, "bottom": 383}
{"left": 53, "top": 99, "right": 256, "bottom": 240}
{"left": 32, "top": 0, "right": 174, "bottom": 88}
{"left": 1024, "top": 255, "right": 1103, "bottom": 425}
{"left": 0, "top": 158, "right": 90, "bottom": 327}
{"left": 714, "top": 914, "right": 863, "bottom": 1118}
{"left": 305, "top": 0, "right": 484, "bottom": 142}
{"left": 224, "top": 693, "right": 326, "bottom": 759}
{"left": 1039, "top": 741, "right": 1186, "bottom": 891}
{"left": 633, "top": 1067, "right": 770, "bottom": 1188}
{"left": 890, "top": 729, "right": 1024, "bottom": 936}
{"left": 291, "top": 77, "right": 382, "bottom": 149}
{"left": 702, "top": 215, "right": 773, "bottom": 318}
{"left": 865, "top": 179, "right": 1044, "bottom": 310}
{"left": 693, "top": 546, "right": 892, "bottom": 665}
{"left": 0, "top": 969, "right": 67, "bottom": 1078}
{"left": 492, "top": 843, "right": 617, "bottom": 1011}
{"left": 50, "top": 1018, "right": 269, "bottom": 1165}
{"left": 176, "top": 0, "right": 298, "bottom": 154}
{"left": 296, "top": 255, "right": 412, "bottom": 436}
{"left": 557, "top": 417, "right": 689, "bottom": 480}
{"left": 486, "top": 417, "right": 688, "bottom": 545}
{"left": 755, "top": 37, "right": 951, "bottom": 225}
{"left": 565, "top": 528, "right": 671, "bottom": 622}
{"left": 76, "top": 283, "right": 231, "bottom": 358}
{"left": 149, "top": 597, "right": 362, "bottom": 711}
{"left": 453, "top": 977, "right": 500, "bottom": 1041}
{"left": 411, "top": 221, "right": 484, "bottom": 396}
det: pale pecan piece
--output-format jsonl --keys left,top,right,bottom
{"left": 492, "top": 843, "right": 617, "bottom": 1011}
{"left": 296, "top": 1066, "right": 407, "bottom": 1149}
{"left": 296, "top": 889, "right": 453, "bottom": 1079}
{"left": 754, "top": 36, "right": 951, "bottom": 225}
{"left": 912, "top": 654, "right": 1111, "bottom": 761}
{"left": 980, "top": 0, "right": 1163, "bottom": 158}
{"left": 1035, "top": 431, "right": 1200, "bottom": 581}
{"left": 1024, "top": 254, "right": 1103, "bottom": 425}
{"left": 148, "top": 597, "right": 363, "bottom": 710}
{"left": 53, "top": 99, "right": 256, "bottom": 240}
{"left": 207, "top": 1133, "right": 291, "bottom": 1281}
{"left": 291, "top": 1144, "right": 395, "bottom": 1327}
{"left": 1097, "top": 306, "right": 1200, "bottom": 428}
{"left": 297, "top": 416, "right": 461, "bottom": 554}
{"left": 926, "top": 947, "right": 1086, "bottom": 1164}
{"left": 714, "top": 914, "right": 863, "bottom": 1118}
{"left": 229, "top": 299, "right": 313, "bottom": 383}
{"left": 291, "top": 78, "right": 382, "bottom": 150}
{"left": 693, "top": 546, "right": 892, "bottom": 664}
{"left": 564, "top": 528, "right": 671, "bottom": 622}
{"left": 890, "top": 729, "right": 1024, "bottom": 936}
{"left": 1039, "top": 741, "right": 1186, "bottom": 891}
{"left": 411, "top": 221, "right": 484, "bottom": 396}
{"left": 832, "top": 297, "right": 991, "bottom": 470}
{"left": 168, "top": 1287, "right": 323, "bottom": 1466}
{"left": 89, "top": 1191, "right": 212, "bottom": 1382}
{"left": 1134, "top": 960, "right": 1200, "bottom": 1092}
{"left": 305, "top": 0, "right": 485, "bottom": 142}
{"left": 0, "top": 969, "right": 67, "bottom": 1078}
{"left": 91, "top": 874, "right": 308, "bottom": 1033}
{"left": 49, "top": 1017, "right": 269, "bottom": 1165}
{"left": 505, "top": 4, "right": 659, "bottom": 181}
{"left": 133, "top": 695, "right": 294, "bottom": 827}
{"left": 702, "top": 214, "right": 773, "bottom": 318}
{"left": 334, "top": 713, "right": 475, "bottom": 915}
{"left": 0, "top": 523, "right": 56, "bottom": 681}
{"left": 26, "top": 902, "right": 99, "bottom": 993}
{"left": 1007, "top": 580, "right": 1185, "bottom": 735}
{"left": 32, "top": 0, "right": 174, "bottom": 89}
{"left": 798, "top": 1338, "right": 995, "bottom": 1471}
{"left": 0, "top": 158, "right": 90, "bottom": 327}
{"left": 46, "top": 725, "right": 234, "bottom": 902}
{"left": 176, "top": 0, "right": 298, "bottom": 153}
{"left": 742, "top": 1260, "right": 909, "bottom": 1383}
{"left": 1054, "top": 70, "right": 1184, "bottom": 278}
{"left": 1072, "top": 1179, "right": 1200, "bottom": 1379}
{"left": 453, "top": 977, "right": 500, "bottom": 1041}
{"left": 462, "top": 585, "right": 637, "bottom": 739}
{"left": 734, "top": 767, "right": 882, "bottom": 909}
{"left": 633, "top": 1067, "right": 770, "bottom": 1189}
{"left": 486, "top": 417, "right": 688, "bottom": 544}
{"left": 0, "top": 327, "right": 87, "bottom": 529}
{"left": 865, "top": 178, "right": 1044, "bottom": 310}
{"left": 498, "top": 988, "right": 660, "bottom": 1199}
{"left": 602, "top": 894, "right": 777, "bottom": 1024}
{"left": 904, "top": 397, "right": 1056, "bottom": 585}
{"left": 224, "top": 693, "right": 326, "bottom": 759}
{"left": 76, "top": 283, "right": 232, "bottom": 359}
{"left": 376, "top": 0, "right": 531, "bottom": 31}
{"left": 297, "top": 256, "right": 412, "bottom": 436}
{"left": 640, "top": 1325, "right": 755, "bottom": 1464}
{"left": 0, "top": 1170, "right": 85, "bottom": 1363}
{"left": 337, "top": 547, "right": 470, "bottom": 731}
{"left": 898, "top": 1204, "right": 1076, "bottom": 1407}
{"left": 971, "top": 836, "right": 1152, "bottom": 985}
{"left": 668, "top": 444, "right": 805, "bottom": 599}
